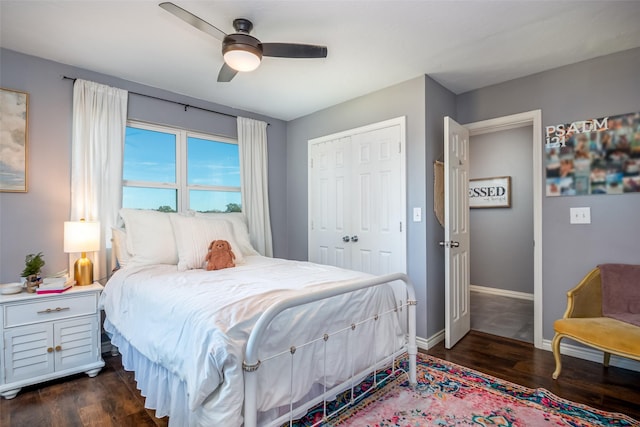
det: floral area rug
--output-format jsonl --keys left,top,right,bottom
{"left": 290, "top": 353, "right": 639, "bottom": 427}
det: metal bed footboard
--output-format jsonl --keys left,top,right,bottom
{"left": 243, "top": 273, "right": 417, "bottom": 427}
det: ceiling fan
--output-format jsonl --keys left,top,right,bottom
{"left": 159, "top": 2, "right": 328, "bottom": 82}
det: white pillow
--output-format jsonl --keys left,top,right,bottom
{"left": 119, "top": 208, "right": 178, "bottom": 266}
{"left": 111, "top": 227, "right": 131, "bottom": 268}
{"left": 195, "top": 212, "right": 258, "bottom": 256}
{"left": 169, "top": 215, "right": 244, "bottom": 271}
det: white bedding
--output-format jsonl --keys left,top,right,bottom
{"left": 100, "top": 255, "right": 404, "bottom": 426}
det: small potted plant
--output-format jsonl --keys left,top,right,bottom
{"left": 22, "top": 252, "right": 45, "bottom": 293}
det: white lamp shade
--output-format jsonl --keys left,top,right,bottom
{"left": 64, "top": 221, "right": 100, "bottom": 253}
{"left": 224, "top": 49, "right": 261, "bottom": 72}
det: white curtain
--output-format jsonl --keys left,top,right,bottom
{"left": 237, "top": 117, "right": 273, "bottom": 257}
{"left": 70, "top": 79, "right": 128, "bottom": 281}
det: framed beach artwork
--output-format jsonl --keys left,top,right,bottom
{"left": 0, "top": 87, "right": 28, "bottom": 192}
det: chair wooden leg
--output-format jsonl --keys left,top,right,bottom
{"left": 551, "top": 333, "right": 563, "bottom": 379}
{"left": 603, "top": 352, "right": 611, "bottom": 367}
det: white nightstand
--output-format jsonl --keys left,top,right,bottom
{"left": 0, "top": 283, "right": 105, "bottom": 399}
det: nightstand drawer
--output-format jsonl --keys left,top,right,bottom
{"left": 4, "top": 294, "right": 97, "bottom": 327}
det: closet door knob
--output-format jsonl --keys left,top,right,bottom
{"left": 342, "top": 235, "right": 350, "bottom": 242}
{"left": 350, "top": 235, "right": 358, "bottom": 242}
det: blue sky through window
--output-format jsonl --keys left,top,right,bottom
{"left": 123, "top": 127, "right": 176, "bottom": 183}
{"left": 187, "top": 136, "right": 240, "bottom": 187}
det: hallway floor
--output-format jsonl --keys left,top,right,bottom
{"left": 470, "top": 291, "right": 534, "bottom": 343}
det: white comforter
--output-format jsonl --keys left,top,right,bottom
{"left": 100, "top": 256, "right": 404, "bottom": 426}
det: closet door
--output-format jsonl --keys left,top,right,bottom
{"left": 350, "top": 124, "right": 405, "bottom": 275}
{"left": 308, "top": 117, "right": 406, "bottom": 275}
{"left": 308, "top": 136, "right": 352, "bottom": 268}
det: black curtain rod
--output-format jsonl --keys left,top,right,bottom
{"left": 62, "top": 75, "right": 241, "bottom": 121}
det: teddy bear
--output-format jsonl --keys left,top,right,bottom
{"left": 205, "top": 239, "right": 236, "bottom": 271}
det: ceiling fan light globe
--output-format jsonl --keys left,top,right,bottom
{"left": 224, "top": 48, "right": 262, "bottom": 72}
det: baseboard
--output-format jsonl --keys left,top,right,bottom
{"left": 470, "top": 284, "right": 534, "bottom": 301}
{"left": 416, "top": 329, "right": 445, "bottom": 351}
{"left": 541, "top": 338, "right": 640, "bottom": 373}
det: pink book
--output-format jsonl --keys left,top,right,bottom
{"left": 36, "top": 285, "right": 73, "bottom": 294}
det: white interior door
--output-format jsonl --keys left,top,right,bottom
{"left": 308, "top": 137, "right": 352, "bottom": 268}
{"left": 444, "top": 117, "right": 471, "bottom": 349}
{"left": 350, "top": 124, "right": 405, "bottom": 275}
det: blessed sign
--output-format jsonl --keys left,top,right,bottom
{"left": 469, "top": 176, "right": 511, "bottom": 208}
{"left": 545, "top": 112, "right": 640, "bottom": 196}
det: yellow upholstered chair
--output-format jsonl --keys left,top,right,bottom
{"left": 551, "top": 266, "right": 640, "bottom": 379}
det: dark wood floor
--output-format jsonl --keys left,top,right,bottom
{"left": 2, "top": 331, "right": 639, "bottom": 426}
{"left": 428, "top": 331, "right": 640, "bottom": 421}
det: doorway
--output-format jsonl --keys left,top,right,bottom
{"left": 469, "top": 125, "right": 534, "bottom": 343}
{"left": 445, "top": 110, "right": 543, "bottom": 349}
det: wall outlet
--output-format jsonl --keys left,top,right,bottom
{"left": 570, "top": 207, "right": 591, "bottom": 224}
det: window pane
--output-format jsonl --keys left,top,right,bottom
{"left": 190, "top": 190, "right": 241, "bottom": 213}
{"left": 123, "top": 187, "right": 177, "bottom": 212}
{"left": 124, "top": 127, "right": 176, "bottom": 183}
{"left": 187, "top": 137, "right": 240, "bottom": 187}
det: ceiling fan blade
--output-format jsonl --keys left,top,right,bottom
{"left": 159, "top": 2, "right": 227, "bottom": 41}
{"left": 217, "top": 63, "right": 239, "bottom": 82}
{"left": 262, "top": 43, "right": 328, "bottom": 59}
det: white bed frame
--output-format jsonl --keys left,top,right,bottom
{"left": 243, "top": 272, "right": 418, "bottom": 427}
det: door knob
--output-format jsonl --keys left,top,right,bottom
{"left": 451, "top": 241, "right": 460, "bottom": 247}
{"left": 342, "top": 235, "right": 350, "bottom": 242}
{"left": 350, "top": 235, "right": 358, "bottom": 242}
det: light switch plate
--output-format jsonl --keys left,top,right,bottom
{"left": 570, "top": 207, "right": 591, "bottom": 224}
{"left": 413, "top": 207, "right": 422, "bottom": 222}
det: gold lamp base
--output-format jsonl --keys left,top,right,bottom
{"left": 74, "top": 253, "right": 93, "bottom": 286}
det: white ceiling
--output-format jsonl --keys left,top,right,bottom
{"left": 2, "top": 1, "right": 640, "bottom": 121}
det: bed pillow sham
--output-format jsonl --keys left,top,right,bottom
{"left": 111, "top": 227, "right": 132, "bottom": 268}
{"left": 169, "top": 215, "right": 245, "bottom": 271}
{"left": 119, "top": 208, "right": 179, "bottom": 266}
{"left": 194, "top": 212, "right": 258, "bottom": 256}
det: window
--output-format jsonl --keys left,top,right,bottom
{"left": 122, "top": 121, "right": 241, "bottom": 213}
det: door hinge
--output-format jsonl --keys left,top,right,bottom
{"left": 400, "top": 221, "right": 403, "bottom": 232}
{"left": 399, "top": 142, "right": 402, "bottom": 153}
{"left": 311, "top": 220, "right": 314, "bottom": 230}
{"left": 310, "top": 158, "right": 314, "bottom": 168}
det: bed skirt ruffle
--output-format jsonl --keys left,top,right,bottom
{"left": 104, "top": 318, "right": 193, "bottom": 426}
{"left": 105, "top": 319, "right": 313, "bottom": 426}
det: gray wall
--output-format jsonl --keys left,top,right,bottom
{"left": 457, "top": 47, "right": 640, "bottom": 340}
{"left": 287, "top": 77, "right": 430, "bottom": 337}
{"left": 424, "top": 76, "right": 456, "bottom": 340}
{"left": 286, "top": 76, "right": 456, "bottom": 340}
{"left": 0, "top": 48, "right": 288, "bottom": 283}
{"left": 469, "top": 127, "right": 534, "bottom": 294}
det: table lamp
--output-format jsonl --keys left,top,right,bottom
{"left": 64, "top": 219, "right": 100, "bottom": 286}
